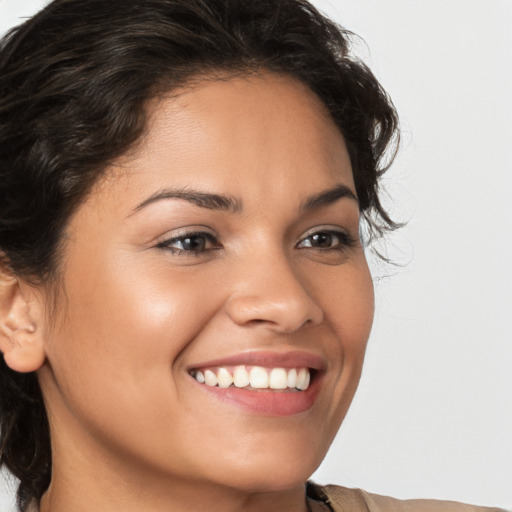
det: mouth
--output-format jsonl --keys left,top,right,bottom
{"left": 189, "top": 365, "right": 314, "bottom": 391}
{"left": 187, "top": 351, "right": 325, "bottom": 416}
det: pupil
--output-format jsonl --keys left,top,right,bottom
{"left": 313, "top": 233, "right": 332, "bottom": 247}
{"left": 183, "top": 236, "right": 205, "bottom": 251}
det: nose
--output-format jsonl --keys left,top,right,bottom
{"left": 225, "top": 253, "right": 324, "bottom": 333}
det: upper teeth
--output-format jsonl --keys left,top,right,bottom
{"left": 191, "top": 366, "right": 311, "bottom": 391}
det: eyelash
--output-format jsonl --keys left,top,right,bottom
{"left": 296, "top": 229, "right": 357, "bottom": 252}
{"left": 156, "top": 231, "right": 220, "bottom": 256}
{"left": 156, "top": 228, "right": 356, "bottom": 257}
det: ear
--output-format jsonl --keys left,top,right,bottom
{"left": 0, "top": 266, "right": 46, "bottom": 373}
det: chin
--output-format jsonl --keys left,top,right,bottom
{"left": 209, "top": 440, "right": 327, "bottom": 494}
{"left": 225, "top": 466, "right": 315, "bottom": 494}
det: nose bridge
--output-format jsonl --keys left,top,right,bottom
{"left": 225, "top": 245, "right": 324, "bottom": 332}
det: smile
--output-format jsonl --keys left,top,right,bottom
{"left": 190, "top": 366, "right": 311, "bottom": 391}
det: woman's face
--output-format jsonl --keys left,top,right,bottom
{"left": 38, "top": 73, "right": 374, "bottom": 494}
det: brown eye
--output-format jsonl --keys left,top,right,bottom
{"left": 297, "top": 229, "right": 354, "bottom": 251}
{"left": 157, "top": 231, "right": 220, "bottom": 254}
{"left": 309, "top": 232, "right": 334, "bottom": 248}
{"left": 177, "top": 235, "right": 207, "bottom": 252}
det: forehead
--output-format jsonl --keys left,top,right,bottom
{"left": 98, "top": 72, "right": 355, "bottom": 212}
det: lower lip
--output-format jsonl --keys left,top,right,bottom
{"left": 192, "top": 373, "right": 323, "bottom": 416}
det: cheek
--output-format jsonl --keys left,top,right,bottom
{"left": 44, "top": 250, "right": 223, "bottom": 414}
{"left": 315, "top": 259, "right": 374, "bottom": 418}
{"left": 40, "top": 251, "right": 231, "bottom": 472}
{"left": 340, "top": 268, "right": 374, "bottom": 358}
{"left": 339, "top": 262, "right": 374, "bottom": 379}
{"left": 317, "top": 257, "right": 374, "bottom": 352}
{"left": 72, "top": 250, "right": 216, "bottom": 340}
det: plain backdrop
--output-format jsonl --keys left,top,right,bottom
{"left": 0, "top": 0, "right": 510, "bottom": 510}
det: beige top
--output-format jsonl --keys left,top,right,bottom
{"left": 26, "top": 483, "right": 508, "bottom": 512}
{"left": 306, "top": 483, "right": 509, "bottom": 512}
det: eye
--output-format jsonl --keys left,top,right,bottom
{"left": 156, "top": 230, "right": 221, "bottom": 256}
{"left": 297, "top": 228, "right": 356, "bottom": 251}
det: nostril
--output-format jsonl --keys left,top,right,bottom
{"left": 247, "top": 319, "right": 267, "bottom": 325}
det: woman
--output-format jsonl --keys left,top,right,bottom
{"left": 0, "top": 1, "right": 506, "bottom": 511}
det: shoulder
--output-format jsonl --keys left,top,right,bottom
{"left": 307, "top": 482, "right": 509, "bottom": 512}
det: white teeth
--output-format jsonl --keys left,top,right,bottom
{"left": 204, "top": 369, "right": 218, "bottom": 387}
{"left": 233, "top": 365, "right": 250, "bottom": 388}
{"left": 193, "top": 366, "right": 311, "bottom": 391}
{"left": 249, "top": 366, "right": 269, "bottom": 389}
{"left": 269, "top": 368, "right": 288, "bottom": 389}
{"left": 217, "top": 367, "right": 233, "bottom": 388}
{"left": 296, "top": 368, "right": 310, "bottom": 390}
{"left": 287, "top": 368, "right": 297, "bottom": 389}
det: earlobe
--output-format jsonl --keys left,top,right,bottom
{"left": 2, "top": 325, "right": 46, "bottom": 373}
{"left": 0, "top": 268, "right": 46, "bottom": 373}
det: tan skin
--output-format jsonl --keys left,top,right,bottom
{"left": 0, "top": 73, "right": 374, "bottom": 512}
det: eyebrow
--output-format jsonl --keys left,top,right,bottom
{"left": 131, "top": 183, "right": 358, "bottom": 215}
{"left": 132, "top": 187, "right": 242, "bottom": 214}
{"left": 300, "top": 184, "right": 358, "bottom": 211}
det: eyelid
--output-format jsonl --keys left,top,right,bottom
{"left": 156, "top": 225, "right": 216, "bottom": 241}
{"left": 155, "top": 226, "right": 221, "bottom": 251}
{"left": 297, "top": 225, "right": 356, "bottom": 245}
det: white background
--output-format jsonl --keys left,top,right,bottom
{"left": 0, "top": 0, "right": 510, "bottom": 510}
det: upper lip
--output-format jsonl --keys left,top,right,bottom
{"left": 188, "top": 350, "right": 326, "bottom": 371}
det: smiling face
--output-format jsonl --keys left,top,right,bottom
{"left": 37, "top": 73, "right": 374, "bottom": 506}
